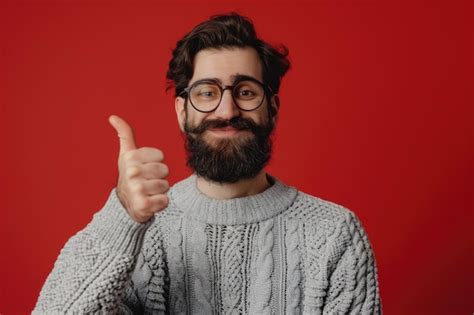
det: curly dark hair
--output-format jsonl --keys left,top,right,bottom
{"left": 166, "top": 12, "right": 291, "bottom": 99}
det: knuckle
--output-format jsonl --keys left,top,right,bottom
{"left": 158, "top": 194, "right": 169, "bottom": 208}
{"left": 126, "top": 165, "right": 141, "bottom": 178}
{"left": 135, "top": 197, "right": 150, "bottom": 211}
{"left": 161, "top": 180, "right": 170, "bottom": 192}
{"left": 142, "top": 198, "right": 151, "bottom": 209}
{"left": 143, "top": 147, "right": 164, "bottom": 161}
{"left": 160, "top": 164, "right": 169, "bottom": 177}
{"left": 136, "top": 147, "right": 149, "bottom": 154}
{"left": 131, "top": 182, "right": 145, "bottom": 195}
{"left": 158, "top": 150, "right": 165, "bottom": 161}
{"left": 122, "top": 150, "right": 136, "bottom": 163}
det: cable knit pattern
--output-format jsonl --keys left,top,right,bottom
{"left": 286, "top": 219, "right": 302, "bottom": 314}
{"left": 250, "top": 219, "right": 274, "bottom": 314}
{"left": 165, "top": 216, "right": 186, "bottom": 315}
{"left": 347, "top": 211, "right": 380, "bottom": 314}
{"left": 221, "top": 226, "right": 245, "bottom": 313}
{"left": 33, "top": 188, "right": 153, "bottom": 314}
{"left": 33, "top": 174, "right": 382, "bottom": 314}
{"left": 186, "top": 219, "right": 213, "bottom": 313}
{"left": 140, "top": 224, "right": 166, "bottom": 314}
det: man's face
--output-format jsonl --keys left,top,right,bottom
{"left": 175, "top": 47, "right": 279, "bottom": 183}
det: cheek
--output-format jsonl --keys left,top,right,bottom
{"left": 240, "top": 113, "right": 267, "bottom": 127}
{"left": 253, "top": 105, "right": 272, "bottom": 124}
{"left": 185, "top": 110, "right": 208, "bottom": 127}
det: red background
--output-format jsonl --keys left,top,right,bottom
{"left": 1, "top": 0, "right": 472, "bottom": 314}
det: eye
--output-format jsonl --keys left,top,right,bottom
{"left": 234, "top": 80, "right": 263, "bottom": 100}
{"left": 239, "top": 89, "right": 254, "bottom": 96}
{"left": 235, "top": 86, "right": 259, "bottom": 99}
{"left": 191, "top": 83, "right": 220, "bottom": 100}
{"left": 199, "top": 90, "right": 215, "bottom": 97}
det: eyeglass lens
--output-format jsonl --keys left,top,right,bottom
{"left": 189, "top": 80, "right": 265, "bottom": 112}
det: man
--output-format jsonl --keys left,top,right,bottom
{"left": 34, "top": 13, "right": 382, "bottom": 314}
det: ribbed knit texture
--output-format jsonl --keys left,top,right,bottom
{"left": 33, "top": 173, "right": 382, "bottom": 314}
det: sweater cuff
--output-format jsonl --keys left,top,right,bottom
{"left": 87, "top": 188, "right": 155, "bottom": 256}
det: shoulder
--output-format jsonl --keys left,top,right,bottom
{"left": 284, "top": 188, "right": 374, "bottom": 249}
{"left": 284, "top": 189, "right": 377, "bottom": 270}
{"left": 285, "top": 189, "right": 357, "bottom": 228}
{"left": 286, "top": 187, "right": 376, "bottom": 257}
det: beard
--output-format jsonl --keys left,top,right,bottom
{"left": 183, "top": 108, "right": 275, "bottom": 184}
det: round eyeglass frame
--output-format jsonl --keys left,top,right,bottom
{"left": 178, "top": 77, "right": 273, "bottom": 113}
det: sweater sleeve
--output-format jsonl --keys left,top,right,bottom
{"left": 322, "top": 210, "right": 383, "bottom": 315}
{"left": 33, "top": 188, "right": 154, "bottom": 314}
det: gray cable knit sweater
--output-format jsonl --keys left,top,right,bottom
{"left": 33, "top": 174, "right": 382, "bottom": 314}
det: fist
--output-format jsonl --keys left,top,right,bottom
{"left": 109, "top": 115, "right": 170, "bottom": 223}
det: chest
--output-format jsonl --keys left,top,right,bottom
{"left": 139, "top": 216, "right": 332, "bottom": 314}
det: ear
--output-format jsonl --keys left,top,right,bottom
{"left": 269, "top": 94, "right": 280, "bottom": 125}
{"left": 175, "top": 96, "right": 186, "bottom": 132}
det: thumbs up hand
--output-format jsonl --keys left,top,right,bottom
{"left": 108, "top": 115, "right": 170, "bottom": 223}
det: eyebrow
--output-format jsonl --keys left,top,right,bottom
{"left": 192, "top": 74, "right": 259, "bottom": 85}
{"left": 230, "top": 74, "right": 259, "bottom": 83}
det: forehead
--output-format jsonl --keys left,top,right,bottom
{"left": 190, "top": 47, "right": 263, "bottom": 84}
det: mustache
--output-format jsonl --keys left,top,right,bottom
{"left": 185, "top": 117, "right": 264, "bottom": 135}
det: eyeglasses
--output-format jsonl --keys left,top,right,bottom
{"left": 179, "top": 77, "right": 272, "bottom": 113}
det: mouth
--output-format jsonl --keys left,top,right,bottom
{"left": 207, "top": 126, "right": 246, "bottom": 137}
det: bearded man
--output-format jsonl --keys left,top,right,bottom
{"left": 34, "top": 13, "right": 382, "bottom": 314}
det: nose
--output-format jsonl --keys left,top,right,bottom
{"left": 213, "top": 88, "right": 241, "bottom": 120}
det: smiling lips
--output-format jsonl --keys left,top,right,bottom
{"left": 208, "top": 126, "right": 244, "bottom": 136}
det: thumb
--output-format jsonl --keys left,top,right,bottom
{"left": 108, "top": 114, "right": 137, "bottom": 154}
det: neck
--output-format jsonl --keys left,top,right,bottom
{"left": 196, "top": 170, "right": 272, "bottom": 200}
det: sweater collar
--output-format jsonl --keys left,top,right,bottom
{"left": 169, "top": 173, "right": 297, "bottom": 225}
